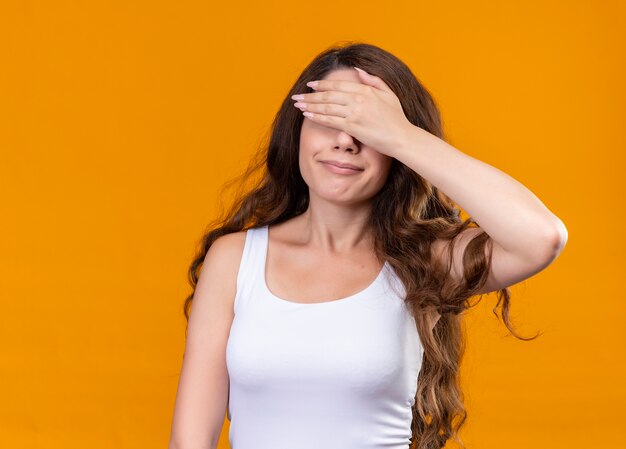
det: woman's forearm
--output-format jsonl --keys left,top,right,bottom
{"left": 393, "top": 125, "right": 568, "bottom": 261}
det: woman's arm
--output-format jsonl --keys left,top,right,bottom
{"left": 292, "top": 72, "right": 567, "bottom": 296}
{"left": 169, "top": 232, "right": 246, "bottom": 449}
{"left": 395, "top": 125, "right": 568, "bottom": 295}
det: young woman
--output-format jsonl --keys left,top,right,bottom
{"left": 168, "top": 42, "right": 568, "bottom": 449}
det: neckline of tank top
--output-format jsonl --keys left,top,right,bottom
{"left": 258, "top": 224, "right": 389, "bottom": 307}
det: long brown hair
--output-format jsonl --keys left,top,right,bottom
{"left": 182, "top": 41, "right": 538, "bottom": 449}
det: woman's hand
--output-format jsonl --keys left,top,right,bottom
{"left": 291, "top": 67, "right": 416, "bottom": 158}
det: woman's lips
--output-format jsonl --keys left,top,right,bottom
{"left": 320, "top": 161, "right": 363, "bottom": 175}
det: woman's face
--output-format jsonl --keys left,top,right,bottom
{"left": 298, "top": 68, "right": 393, "bottom": 205}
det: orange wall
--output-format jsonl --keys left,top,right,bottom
{"left": 1, "top": 1, "right": 623, "bottom": 448}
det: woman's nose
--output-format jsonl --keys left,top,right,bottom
{"left": 335, "top": 131, "right": 360, "bottom": 152}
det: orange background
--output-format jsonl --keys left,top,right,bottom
{"left": 1, "top": 1, "right": 624, "bottom": 448}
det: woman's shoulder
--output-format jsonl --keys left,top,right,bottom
{"left": 210, "top": 229, "right": 248, "bottom": 259}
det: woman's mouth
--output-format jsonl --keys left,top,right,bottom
{"left": 320, "top": 161, "right": 364, "bottom": 175}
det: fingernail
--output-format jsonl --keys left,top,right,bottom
{"left": 306, "top": 81, "right": 318, "bottom": 89}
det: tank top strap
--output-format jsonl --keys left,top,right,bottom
{"left": 233, "top": 225, "right": 268, "bottom": 314}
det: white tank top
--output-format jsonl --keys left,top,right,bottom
{"left": 226, "top": 225, "right": 424, "bottom": 449}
